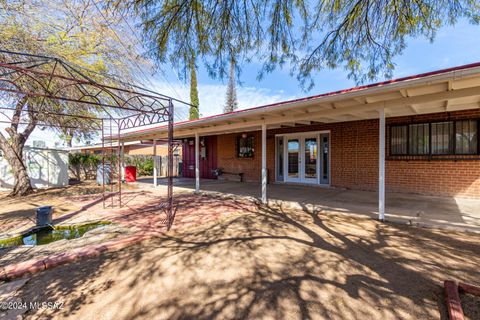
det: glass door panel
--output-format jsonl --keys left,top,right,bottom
{"left": 304, "top": 137, "right": 317, "bottom": 181}
{"left": 320, "top": 133, "right": 329, "bottom": 184}
{"left": 287, "top": 139, "right": 300, "bottom": 180}
{"left": 276, "top": 137, "right": 284, "bottom": 181}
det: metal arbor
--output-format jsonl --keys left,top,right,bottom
{"left": 0, "top": 50, "right": 188, "bottom": 230}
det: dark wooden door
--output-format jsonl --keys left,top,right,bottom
{"left": 182, "top": 136, "right": 217, "bottom": 179}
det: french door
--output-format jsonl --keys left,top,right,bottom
{"left": 277, "top": 132, "right": 329, "bottom": 185}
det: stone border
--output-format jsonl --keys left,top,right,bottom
{"left": 0, "top": 234, "right": 151, "bottom": 282}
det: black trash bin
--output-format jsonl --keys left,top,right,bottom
{"left": 36, "top": 206, "right": 53, "bottom": 227}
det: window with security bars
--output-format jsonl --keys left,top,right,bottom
{"left": 431, "top": 121, "right": 453, "bottom": 154}
{"left": 390, "top": 125, "right": 408, "bottom": 155}
{"left": 409, "top": 123, "right": 429, "bottom": 155}
{"left": 389, "top": 119, "right": 479, "bottom": 157}
{"left": 237, "top": 136, "right": 255, "bottom": 158}
{"left": 456, "top": 120, "right": 478, "bottom": 154}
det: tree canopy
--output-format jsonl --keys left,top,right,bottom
{"left": 0, "top": 0, "right": 147, "bottom": 129}
{"left": 0, "top": 0, "right": 146, "bottom": 195}
{"left": 116, "top": 0, "right": 480, "bottom": 89}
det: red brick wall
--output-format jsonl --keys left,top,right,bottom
{"left": 217, "top": 132, "right": 266, "bottom": 181}
{"left": 385, "top": 109, "right": 480, "bottom": 197}
{"left": 215, "top": 110, "right": 480, "bottom": 198}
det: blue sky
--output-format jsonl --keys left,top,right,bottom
{"left": 2, "top": 19, "right": 479, "bottom": 147}
{"left": 154, "top": 18, "right": 480, "bottom": 121}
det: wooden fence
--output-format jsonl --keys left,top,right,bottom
{"left": 154, "top": 155, "right": 181, "bottom": 177}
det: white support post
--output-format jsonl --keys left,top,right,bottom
{"left": 121, "top": 142, "right": 125, "bottom": 182}
{"left": 153, "top": 139, "right": 157, "bottom": 187}
{"left": 261, "top": 123, "right": 267, "bottom": 204}
{"left": 195, "top": 132, "right": 200, "bottom": 193}
{"left": 378, "top": 108, "right": 385, "bottom": 221}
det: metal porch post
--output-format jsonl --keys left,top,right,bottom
{"left": 261, "top": 123, "right": 267, "bottom": 204}
{"left": 153, "top": 139, "right": 157, "bottom": 187}
{"left": 195, "top": 132, "right": 200, "bottom": 193}
{"left": 121, "top": 141, "right": 125, "bottom": 183}
{"left": 379, "top": 108, "right": 386, "bottom": 221}
{"left": 167, "top": 99, "right": 174, "bottom": 230}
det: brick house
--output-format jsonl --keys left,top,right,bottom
{"left": 122, "top": 62, "right": 480, "bottom": 219}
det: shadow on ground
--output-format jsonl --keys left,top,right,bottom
{"left": 15, "top": 194, "right": 480, "bottom": 320}
{"left": 140, "top": 177, "right": 480, "bottom": 232}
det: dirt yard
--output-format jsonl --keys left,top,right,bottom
{"left": 6, "top": 200, "right": 480, "bottom": 320}
{"left": 0, "top": 181, "right": 255, "bottom": 267}
{"left": 0, "top": 182, "right": 135, "bottom": 266}
{"left": 0, "top": 181, "right": 123, "bottom": 235}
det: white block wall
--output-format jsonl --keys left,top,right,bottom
{"left": 0, "top": 146, "right": 69, "bottom": 189}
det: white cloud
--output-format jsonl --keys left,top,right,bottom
{"left": 0, "top": 81, "right": 296, "bottom": 147}
{"left": 151, "top": 81, "right": 297, "bottom": 121}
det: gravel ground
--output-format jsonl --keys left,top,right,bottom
{"left": 5, "top": 201, "right": 480, "bottom": 320}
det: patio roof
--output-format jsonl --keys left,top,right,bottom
{"left": 119, "top": 62, "right": 480, "bottom": 141}
{"left": 67, "top": 141, "right": 152, "bottom": 151}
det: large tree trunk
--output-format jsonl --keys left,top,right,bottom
{"left": 1, "top": 142, "right": 33, "bottom": 197}
{"left": 0, "top": 96, "right": 35, "bottom": 197}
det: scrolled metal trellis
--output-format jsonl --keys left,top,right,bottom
{"left": 0, "top": 50, "right": 189, "bottom": 230}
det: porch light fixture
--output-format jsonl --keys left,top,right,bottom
{"left": 242, "top": 133, "right": 248, "bottom": 139}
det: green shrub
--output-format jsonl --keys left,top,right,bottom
{"left": 68, "top": 153, "right": 103, "bottom": 180}
{"left": 125, "top": 155, "right": 154, "bottom": 176}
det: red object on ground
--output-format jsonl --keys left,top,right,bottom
{"left": 444, "top": 280, "right": 465, "bottom": 320}
{"left": 459, "top": 282, "right": 480, "bottom": 296}
{"left": 125, "top": 166, "right": 137, "bottom": 182}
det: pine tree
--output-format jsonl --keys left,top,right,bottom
{"left": 189, "top": 59, "right": 200, "bottom": 120}
{"left": 224, "top": 60, "right": 238, "bottom": 113}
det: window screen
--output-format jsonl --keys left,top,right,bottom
{"left": 409, "top": 123, "right": 429, "bottom": 155}
{"left": 390, "top": 125, "right": 408, "bottom": 155}
{"left": 456, "top": 120, "right": 478, "bottom": 154}
{"left": 431, "top": 121, "right": 453, "bottom": 154}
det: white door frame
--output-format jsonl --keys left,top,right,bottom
{"left": 285, "top": 136, "right": 302, "bottom": 183}
{"left": 275, "top": 130, "right": 330, "bottom": 185}
{"left": 302, "top": 135, "right": 319, "bottom": 184}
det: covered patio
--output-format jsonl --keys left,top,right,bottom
{"left": 121, "top": 63, "right": 480, "bottom": 228}
{"left": 137, "top": 177, "right": 480, "bottom": 233}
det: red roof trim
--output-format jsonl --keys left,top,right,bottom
{"left": 125, "top": 61, "right": 480, "bottom": 136}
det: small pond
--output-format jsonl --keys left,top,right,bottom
{"left": 0, "top": 222, "right": 111, "bottom": 249}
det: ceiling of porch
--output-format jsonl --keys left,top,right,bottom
{"left": 120, "top": 63, "right": 480, "bottom": 141}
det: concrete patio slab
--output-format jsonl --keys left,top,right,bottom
{"left": 138, "top": 177, "right": 480, "bottom": 233}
